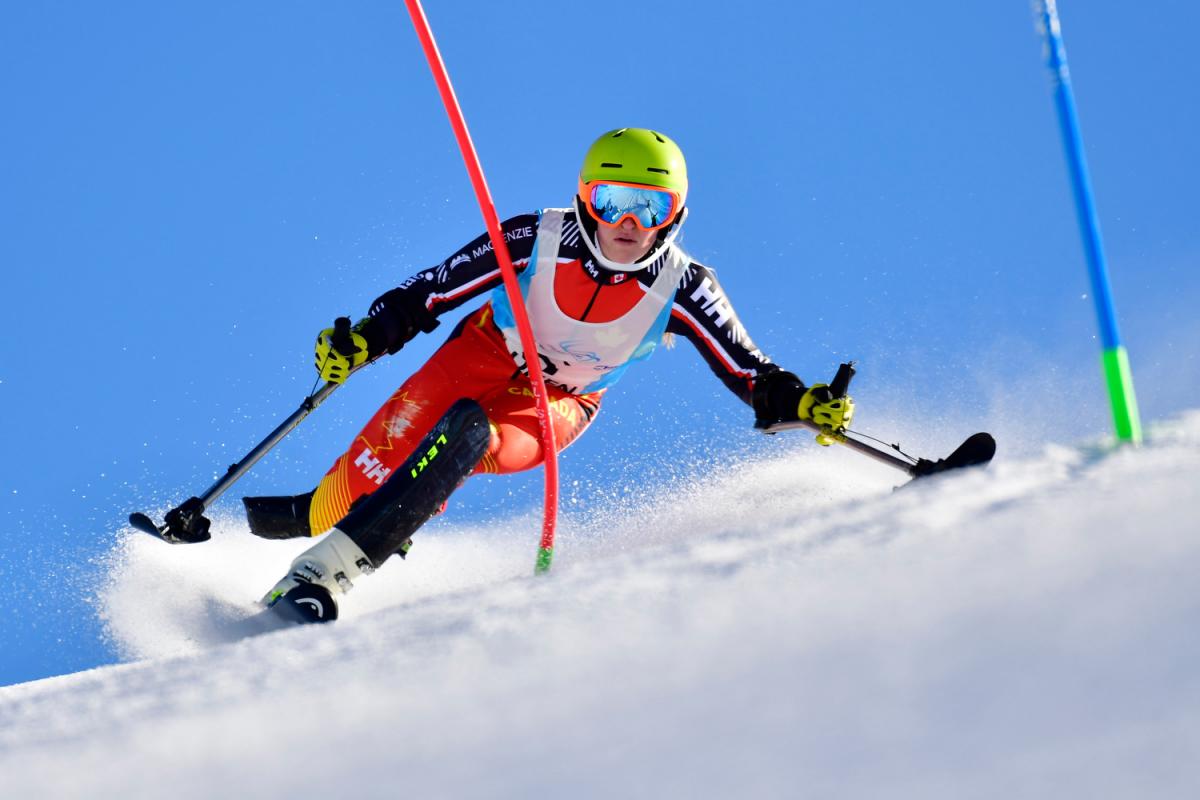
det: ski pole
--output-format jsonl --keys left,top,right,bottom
{"left": 760, "top": 417, "right": 918, "bottom": 473}
{"left": 129, "top": 354, "right": 374, "bottom": 543}
{"left": 756, "top": 362, "right": 995, "bottom": 479}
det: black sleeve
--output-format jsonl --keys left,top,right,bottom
{"left": 362, "top": 213, "right": 540, "bottom": 355}
{"left": 662, "top": 260, "right": 792, "bottom": 407}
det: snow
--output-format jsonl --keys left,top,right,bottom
{"left": 1, "top": 413, "right": 1198, "bottom": 798}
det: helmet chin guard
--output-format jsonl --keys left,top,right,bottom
{"left": 573, "top": 195, "right": 687, "bottom": 272}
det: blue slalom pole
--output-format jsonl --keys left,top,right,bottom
{"left": 1036, "top": 0, "right": 1142, "bottom": 443}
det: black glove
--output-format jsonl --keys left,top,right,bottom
{"left": 752, "top": 370, "right": 807, "bottom": 424}
{"left": 752, "top": 369, "right": 855, "bottom": 446}
{"left": 368, "top": 286, "right": 441, "bottom": 354}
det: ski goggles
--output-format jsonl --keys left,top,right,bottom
{"left": 579, "top": 179, "right": 682, "bottom": 231}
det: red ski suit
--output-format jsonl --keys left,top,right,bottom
{"left": 308, "top": 208, "right": 784, "bottom": 534}
{"left": 309, "top": 304, "right": 599, "bottom": 533}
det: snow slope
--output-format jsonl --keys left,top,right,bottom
{"left": 1, "top": 414, "right": 1198, "bottom": 799}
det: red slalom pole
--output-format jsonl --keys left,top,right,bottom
{"left": 403, "top": 0, "right": 559, "bottom": 573}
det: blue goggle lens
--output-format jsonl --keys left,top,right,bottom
{"left": 588, "top": 183, "right": 677, "bottom": 229}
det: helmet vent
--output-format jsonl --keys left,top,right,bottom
{"left": 651, "top": 131, "right": 666, "bottom": 142}
{"left": 600, "top": 162, "right": 623, "bottom": 168}
{"left": 647, "top": 167, "right": 669, "bottom": 174}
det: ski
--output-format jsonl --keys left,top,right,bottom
{"left": 910, "top": 431, "right": 996, "bottom": 478}
{"left": 128, "top": 512, "right": 165, "bottom": 538}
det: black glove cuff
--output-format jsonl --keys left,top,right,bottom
{"left": 752, "top": 369, "right": 808, "bottom": 424}
{"left": 368, "top": 287, "right": 442, "bottom": 355}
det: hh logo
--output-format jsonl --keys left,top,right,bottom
{"left": 690, "top": 277, "right": 733, "bottom": 328}
{"left": 411, "top": 433, "right": 449, "bottom": 479}
{"left": 354, "top": 447, "right": 392, "bottom": 486}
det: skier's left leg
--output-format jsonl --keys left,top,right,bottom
{"left": 262, "top": 397, "right": 492, "bottom": 610}
{"left": 259, "top": 383, "right": 600, "bottom": 617}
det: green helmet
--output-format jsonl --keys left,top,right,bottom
{"left": 579, "top": 128, "right": 688, "bottom": 206}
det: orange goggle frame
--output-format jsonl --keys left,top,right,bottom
{"left": 578, "top": 178, "right": 682, "bottom": 232}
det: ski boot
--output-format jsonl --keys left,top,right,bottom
{"left": 261, "top": 528, "right": 374, "bottom": 622}
{"left": 270, "top": 583, "right": 340, "bottom": 625}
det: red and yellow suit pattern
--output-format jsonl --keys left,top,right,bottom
{"left": 308, "top": 305, "right": 600, "bottom": 534}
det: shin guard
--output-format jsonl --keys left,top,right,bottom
{"left": 337, "top": 398, "right": 490, "bottom": 567}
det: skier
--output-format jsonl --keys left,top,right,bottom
{"left": 250, "top": 127, "right": 855, "bottom": 617}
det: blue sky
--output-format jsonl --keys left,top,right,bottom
{"left": 2, "top": 1, "right": 1198, "bottom": 685}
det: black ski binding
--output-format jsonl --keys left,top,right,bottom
{"left": 128, "top": 496, "right": 212, "bottom": 544}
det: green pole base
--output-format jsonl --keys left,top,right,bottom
{"left": 534, "top": 546, "right": 553, "bottom": 575}
{"left": 1102, "top": 346, "right": 1143, "bottom": 444}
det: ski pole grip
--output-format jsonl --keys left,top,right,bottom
{"left": 830, "top": 361, "right": 856, "bottom": 398}
{"left": 330, "top": 316, "right": 356, "bottom": 354}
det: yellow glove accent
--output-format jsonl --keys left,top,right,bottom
{"left": 798, "top": 383, "right": 856, "bottom": 447}
{"left": 314, "top": 323, "right": 369, "bottom": 384}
